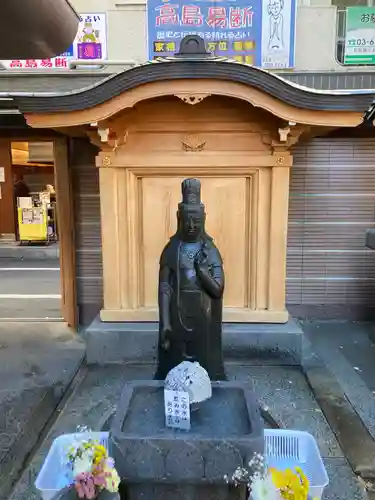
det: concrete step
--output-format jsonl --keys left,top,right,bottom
{"left": 85, "top": 316, "right": 303, "bottom": 366}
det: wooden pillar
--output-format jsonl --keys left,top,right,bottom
{"left": 268, "top": 163, "right": 291, "bottom": 311}
{"left": 53, "top": 137, "right": 78, "bottom": 328}
{"left": 99, "top": 166, "right": 122, "bottom": 311}
{"left": 0, "top": 139, "right": 15, "bottom": 236}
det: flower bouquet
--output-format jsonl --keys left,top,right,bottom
{"left": 225, "top": 453, "right": 318, "bottom": 500}
{"left": 64, "top": 429, "right": 120, "bottom": 499}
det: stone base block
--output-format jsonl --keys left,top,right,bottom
{"left": 52, "top": 487, "right": 119, "bottom": 500}
{"left": 85, "top": 316, "right": 303, "bottom": 366}
{"left": 122, "top": 484, "right": 245, "bottom": 500}
{"left": 110, "top": 380, "right": 263, "bottom": 500}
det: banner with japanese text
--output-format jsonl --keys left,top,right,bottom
{"left": 344, "top": 7, "right": 375, "bottom": 65}
{"left": 1, "top": 13, "right": 107, "bottom": 70}
{"left": 147, "top": 0, "right": 296, "bottom": 69}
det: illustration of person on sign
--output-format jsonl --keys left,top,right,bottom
{"left": 267, "top": 0, "right": 284, "bottom": 50}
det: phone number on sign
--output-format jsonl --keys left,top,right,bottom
{"left": 348, "top": 38, "right": 375, "bottom": 46}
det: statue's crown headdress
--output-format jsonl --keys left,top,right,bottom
{"left": 179, "top": 178, "right": 204, "bottom": 213}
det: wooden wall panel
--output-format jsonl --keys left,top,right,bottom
{"left": 112, "top": 96, "right": 274, "bottom": 154}
{"left": 287, "top": 137, "right": 375, "bottom": 317}
{"left": 70, "top": 138, "right": 102, "bottom": 326}
{"left": 0, "top": 139, "right": 14, "bottom": 235}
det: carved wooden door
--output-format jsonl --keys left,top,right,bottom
{"left": 141, "top": 176, "right": 248, "bottom": 308}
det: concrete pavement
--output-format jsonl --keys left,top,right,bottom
{"left": 304, "top": 321, "right": 375, "bottom": 443}
{"left": 0, "top": 242, "right": 59, "bottom": 260}
{"left": 0, "top": 257, "right": 61, "bottom": 319}
{"left": 7, "top": 360, "right": 369, "bottom": 500}
{"left": 304, "top": 321, "right": 375, "bottom": 496}
{"left": 0, "top": 322, "right": 85, "bottom": 500}
{"left": 1, "top": 319, "right": 375, "bottom": 500}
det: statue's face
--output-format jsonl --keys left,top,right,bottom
{"left": 178, "top": 210, "right": 204, "bottom": 241}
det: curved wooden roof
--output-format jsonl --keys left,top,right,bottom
{"left": 13, "top": 58, "right": 375, "bottom": 115}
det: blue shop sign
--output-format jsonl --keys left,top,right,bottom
{"left": 147, "top": 0, "right": 296, "bottom": 69}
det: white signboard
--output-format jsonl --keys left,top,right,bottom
{"left": 164, "top": 389, "right": 191, "bottom": 430}
{"left": 18, "top": 197, "right": 32, "bottom": 209}
{"left": 261, "top": 0, "right": 296, "bottom": 69}
{"left": 21, "top": 209, "right": 34, "bottom": 224}
{"left": 1, "top": 13, "right": 107, "bottom": 70}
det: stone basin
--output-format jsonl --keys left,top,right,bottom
{"left": 110, "top": 380, "right": 264, "bottom": 493}
{"left": 120, "top": 385, "right": 251, "bottom": 438}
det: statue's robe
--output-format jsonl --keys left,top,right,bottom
{"left": 154, "top": 233, "right": 226, "bottom": 381}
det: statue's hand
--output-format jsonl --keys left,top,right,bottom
{"left": 194, "top": 249, "right": 209, "bottom": 271}
{"left": 161, "top": 325, "right": 172, "bottom": 351}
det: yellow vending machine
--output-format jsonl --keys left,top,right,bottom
{"left": 17, "top": 194, "right": 57, "bottom": 245}
{"left": 18, "top": 206, "right": 49, "bottom": 243}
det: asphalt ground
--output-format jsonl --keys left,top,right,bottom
{"left": 0, "top": 258, "right": 61, "bottom": 319}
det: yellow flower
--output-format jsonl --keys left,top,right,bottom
{"left": 270, "top": 467, "right": 310, "bottom": 500}
{"left": 93, "top": 444, "right": 107, "bottom": 466}
{"left": 94, "top": 445, "right": 106, "bottom": 454}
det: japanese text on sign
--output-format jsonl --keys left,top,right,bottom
{"left": 148, "top": 0, "right": 260, "bottom": 63}
{"left": 147, "top": 0, "right": 296, "bottom": 68}
{"left": 359, "top": 13, "right": 375, "bottom": 23}
{"left": 164, "top": 389, "right": 191, "bottom": 430}
{"left": 155, "top": 4, "right": 254, "bottom": 28}
{"left": 8, "top": 58, "right": 69, "bottom": 70}
{"left": 344, "top": 7, "right": 375, "bottom": 65}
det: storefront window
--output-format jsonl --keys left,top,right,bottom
{"left": 335, "top": 0, "right": 375, "bottom": 65}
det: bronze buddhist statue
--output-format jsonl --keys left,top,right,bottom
{"left": 154, "top": 178, "right": 226, "bottom": 381}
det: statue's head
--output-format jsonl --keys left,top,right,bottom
{"left": 177, "top": 178, "right": 206, "bottom": 242}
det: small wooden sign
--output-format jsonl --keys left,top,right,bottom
{"left": 164, "top": 389, "right": 191, "bottom": 431}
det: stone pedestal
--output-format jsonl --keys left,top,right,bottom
{"left": 86, "top": 317, "right": 303, "bottom": 366}
{"left": 110, "top": 380, "right": 264, "bottom": 500}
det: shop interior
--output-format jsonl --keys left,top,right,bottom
{"left": 12, "top": 141, "right": 58, "bottom": 245}
{"left": 0, "top": 141, "right": 62, "bottom": 321}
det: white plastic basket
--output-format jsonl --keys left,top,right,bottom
{"left": 35, "top": 432, "right": 109, "bottom": 500}
{"left": 264, "top": 429, "right": 329, "bottom": 500}
{"left": 36, "top": 429, "right": 328, "bottom": 500}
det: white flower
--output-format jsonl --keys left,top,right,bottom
{"left": 250, "top": 473, "right": 282, "bottom": 500}
{"left": 73, "top": 450, "right": 93, "bottom": 476}
{"left": 103, "top": 465, "right": 120, "bottom": 493}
